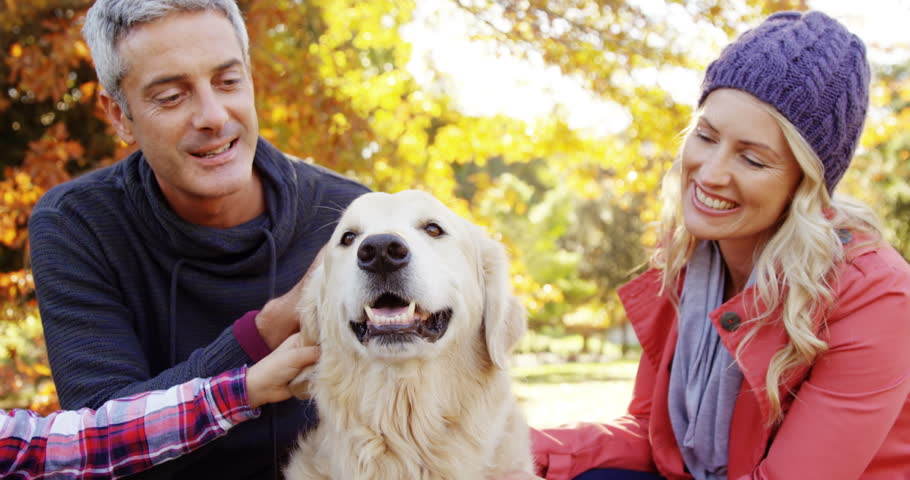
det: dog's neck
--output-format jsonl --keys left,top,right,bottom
{"left": 316, "top": 344, "right": 502, "bottom": 426}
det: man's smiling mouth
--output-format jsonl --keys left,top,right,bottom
{"left": 192, "top": 139, "right": 236, "bottom": 158}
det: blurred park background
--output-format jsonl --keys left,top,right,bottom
{"left": 1, "top": 0, "right": 909, "bottom": 426}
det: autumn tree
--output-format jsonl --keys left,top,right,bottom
{"left": 3, "top": 0, "right": 907, "bottom": 412}
{"left": 1, "top": 0, "right": 105, "bottom": 412}
{"left": 843, "top": 60, "right": 910, "bottom": 259}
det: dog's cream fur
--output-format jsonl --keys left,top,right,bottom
{"left": 283, "top": 190, "right": 533, "bottom": 480}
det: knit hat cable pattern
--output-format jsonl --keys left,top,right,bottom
{"left": 698, "top": 11, "right": 870, "bottom": 193}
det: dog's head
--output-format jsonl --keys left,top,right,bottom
{"left": 298, "top": 190, "right": 525, "bottom": 369}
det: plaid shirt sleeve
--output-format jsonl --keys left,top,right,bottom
{"left": 0, "top": 366, "right": 259, "bottom": 479}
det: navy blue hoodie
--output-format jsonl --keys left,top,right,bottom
{"left": 29, "top": 138, "right": 368, "bottom": 478}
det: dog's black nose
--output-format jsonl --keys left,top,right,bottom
{"left": 357, "top": 233, "right": 410, "bottom": 274}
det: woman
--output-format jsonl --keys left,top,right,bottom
{"left": 530, "top": 10, "right": 910, "bottom": 480}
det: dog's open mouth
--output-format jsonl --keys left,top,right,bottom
{"left": 350, "top": 293, "right": 452, "bottom": 345}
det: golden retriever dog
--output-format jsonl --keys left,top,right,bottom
{"left": 283, "top": 190, "right": 533, "bottom": 480}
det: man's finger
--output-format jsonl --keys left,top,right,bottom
{"left": 294, "top": 345, "right": 320, "bottom": 366}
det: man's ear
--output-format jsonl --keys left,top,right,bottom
{"left": 99, "top": 90, "right": 136, "bottom": 145}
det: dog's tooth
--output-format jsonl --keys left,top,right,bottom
{"left": 364, "top": 305, "right": 375, "bottom": 322}
{"left": 407, "top": 302, "right": 416, "bottom": 320}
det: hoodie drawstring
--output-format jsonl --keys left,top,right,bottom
{"left": 263, "top": 229, "right": 277, "bottom": 299}
{"left": 168, "top": 230, "right": 281, "bottom": 478}
{"left": 262, "top": 228, "right": 279, "bottom": 480}
{"left": 169, "top": 258, "right": 186, "bottom": 367}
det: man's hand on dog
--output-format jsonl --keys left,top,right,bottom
{"left": 256, "top": 247, "right": 326, "bottom": 350}
{"left": 247, "top": 333, "right": 320, "bottom": 408}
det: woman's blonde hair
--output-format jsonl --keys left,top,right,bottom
{"left": 652, "top": 99, "right": 882, "bottom": 424}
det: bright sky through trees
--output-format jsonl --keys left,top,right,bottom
{"left": 403, "top": 0, "right": 910, "bottom": 138}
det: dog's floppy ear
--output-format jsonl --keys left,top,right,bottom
{"left": 288, "top": 259, "right": 325, "bottom": 399}
{"left": 478, "top": 230, "right": 527, "bottom": 370}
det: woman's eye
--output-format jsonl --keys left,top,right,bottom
{"left": 694, "top": 129, "right": 714, "bottom": 143}
{"left": 742, "top": 155, "right": 766, "bottom": 169}
{"left": 424, "top": 223, "right": 445, "bottom": 238}
{"left": 340, "top": 231, "right": 357, "bottom": 246}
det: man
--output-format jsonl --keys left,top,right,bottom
{"left": 28, "top": 0, "right": 368, "bottom": 477}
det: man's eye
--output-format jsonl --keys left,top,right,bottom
{"left": 424, "top": 223, "right": 445, "bottom": 238}
{"left": 340, "top": 231, "right": 357, "bottom": 246}
{"left": 156, "top": 93, "right": 181, "bottom": 105}
{"left": 220, "top": 77, "right": 242, "bottom": 88}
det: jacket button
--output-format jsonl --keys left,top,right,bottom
{"left": 720, "top": 311, "right": 741, "bottom": 332}
{"left": 837, "top": 228, "right": 853, "bottom": 245}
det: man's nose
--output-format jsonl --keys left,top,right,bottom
{"left": 191, "top": 86, "right": 229, "bottom": 132}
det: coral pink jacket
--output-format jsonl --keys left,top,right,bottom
{"left": 532, "top": 238, "right": 910, "bottom": 479}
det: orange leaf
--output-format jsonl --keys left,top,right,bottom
{"left": 79, "top": 81, "right": 97, "bottom": 100}
{"left": 74, "top": 40, "right": 90, "bottom": 60}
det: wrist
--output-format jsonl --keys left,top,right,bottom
{"left": 245, "top": 365, "right": 264, "bottom": 409}
{"left": 233, "top": 310, "right": 272, "bottom": 362}
{"left": 211, "top": 367, "right": 260, "bottom": 423}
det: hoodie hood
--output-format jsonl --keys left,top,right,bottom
{"left": 123, "top": 138, "right": 299, "bottom": 277}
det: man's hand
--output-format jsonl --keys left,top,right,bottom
{"left": 255, "top": 246, "right": 326, "bottom": 350}
{"left": 246, "top": 333, "right": 320, "bottom": 408}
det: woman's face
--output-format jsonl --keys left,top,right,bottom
{"left": 680, "top": 89, "right": 803, "bottom": 257}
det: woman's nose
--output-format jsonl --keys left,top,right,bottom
{"left": 696, "top": 148, "right": 732, "bottom": 187}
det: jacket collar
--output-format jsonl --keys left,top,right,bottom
{"left": 618, "top": 267, "right": 803, "bottom": 424}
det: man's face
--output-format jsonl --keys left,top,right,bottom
{"left": 102, "top": 10, "right": 259, "bottom": 219}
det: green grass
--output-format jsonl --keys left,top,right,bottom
{"left": 511, "top": 359, "right": 639, "bottom": 384}
{"left": 510, "top": 359, "right": 638, "bottom": 428}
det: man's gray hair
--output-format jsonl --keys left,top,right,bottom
{"left": 82, "top": 0, "right": 250, "bottom": 117}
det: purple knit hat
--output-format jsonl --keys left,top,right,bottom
{"left": 698, "top": 11, "right": 870, "bottom": 193}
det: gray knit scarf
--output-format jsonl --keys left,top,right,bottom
{"left": 668, "top": 240, "right": 746, "bottom": 480}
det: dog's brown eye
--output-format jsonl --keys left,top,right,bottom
{"left": 424, "top": 223, "right": 444, "bottom": 238}
{"left": 340, "top": 231, "right": 357, "bottom": 246}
